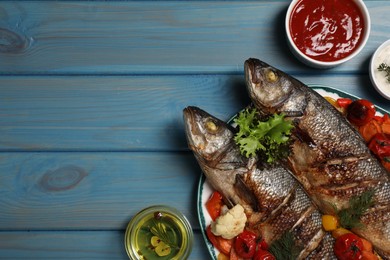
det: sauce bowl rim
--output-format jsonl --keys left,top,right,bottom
{"left": 285, "top": 0, "right": 371, "bottom": 68}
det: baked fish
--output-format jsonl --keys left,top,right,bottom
{"left": 244, "top": 58, "right": 390, "bottom": 258}
{"left": 183, "top": 106, "right": 336, "bottom": 259}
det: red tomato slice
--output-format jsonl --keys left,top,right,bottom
{"left": 206, "top": 191, "right": 223, "bottom": 221}
{"left": 206, "top": 225, "right": 232, "bottom": 255}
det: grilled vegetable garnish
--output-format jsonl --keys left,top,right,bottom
{"left": 233, "top": 108, "right": 293, "bottom": 162}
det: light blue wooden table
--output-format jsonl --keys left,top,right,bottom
{"left": 1, "top": 1, "right": 389, "bottom": 259}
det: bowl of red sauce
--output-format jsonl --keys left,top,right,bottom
{"left": 285, "top": 0, "right": 370, "bottom": 69}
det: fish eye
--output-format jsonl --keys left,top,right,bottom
{"left": 205, "top": 119, "right": 218, "bottom": 133}
{"left": 265, "top": 69, "right": 278, "bottom": 83}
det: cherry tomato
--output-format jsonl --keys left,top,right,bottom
{"left": 337, "top": 98, "right": 353, "bottom": 108}
{"left": 253, "top": 249, "right": 276, "bottom": 260}
{"left": 347, "top": 99, "right": 376, "bottom": 126}
{"left": 206, "top": 191, "right": 223, "bottom": 221}
{"left": 234, "top": 230, "right": 257, "bottom": 258}
{"left": 206, "top": 225, "right": 232, "bottom": 255}
{"left": 368, "top": 133, "right": 390, "bottom": 159}
{"left": 334, "top": 233, "right": 364, "bottom": 260}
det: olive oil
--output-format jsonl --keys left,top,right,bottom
{"left": 125, "top": 205, "right": 193, "bottom": 260}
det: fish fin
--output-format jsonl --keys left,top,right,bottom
{"left": 234, "top": 174, "right": 259, "bottom": 212}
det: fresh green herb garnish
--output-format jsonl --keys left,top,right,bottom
{"left": 150, "top": 218, "right": 179, "bottom": 249}
{"left": 233, "top": 108, "right": 294, "bottom": 162}
{"left": 378, "top": 63, "right": 390, "bottom": 83}
{"left": 269, "top": 231, "right": 302, "bottom": 260}
{"left": 337, "top": 189, "right": 375, "bottom": 229}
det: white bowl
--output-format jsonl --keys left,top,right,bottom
{"left": 369, "top": 39, "right": 390, "bottom": 100}
{"left": 285, "top": 0, "right": 371, "bottom": 69}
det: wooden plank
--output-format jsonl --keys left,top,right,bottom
{"left": 0, "top": 1, "right": 389, "bottom": 74}
{"left": 0, "top": 152, "right": 203, "bottom": 230}
{"left": 0, "top": 230, "right": 210, "bottom": 259}
{"left": 1, "top": 75, "right": 389, "bottom": 151}
{"left": 0, "top": 75, "right": 247, "bottom": 151}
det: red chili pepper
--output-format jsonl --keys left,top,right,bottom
{"left": 334, "top": 233, "right": 364, "bottom": 260}
{"left": 234, "top": 230, "right": 257, "bottom": 258}
{"left": 337, "top": 98, "right": 353, "bottom": 108}
{"left": 347, "top": 99, "right": 376, "bottom": 126}
{"left": 206, "top": 191, "right": 223, "bottom": 221}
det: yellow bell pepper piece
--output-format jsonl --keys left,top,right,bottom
{"left": 321, "top": 215, "right": 339, "bottom": 231}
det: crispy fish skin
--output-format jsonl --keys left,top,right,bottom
{"left": 244, "top": 58, "right": 390, "bottom": 258}
{"left": 183, "top": 106, "right": 336, "bottom": 259}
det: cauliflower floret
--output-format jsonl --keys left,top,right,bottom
{"left": 210, "top": 204, "right": 247, "bottom": 239}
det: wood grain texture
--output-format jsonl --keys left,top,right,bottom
{"left": 0, "top": 152, "right": 202, "bottom": 230}
{"left": 0, "top": 1, "right": 389, "bottom": 74}
{"left": 0, "top": 230, "right": 210, "bottom": 259}
{"left": 1, "top": 75, "right": 389, "bottom": 152}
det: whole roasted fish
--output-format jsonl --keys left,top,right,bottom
{"left": 183, "top": 106, "right": 336, "bottom": 259}
{"left": 244, "top": 58, "right": 390, "bottom": 258}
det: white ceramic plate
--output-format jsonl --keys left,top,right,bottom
{"left": 197, "top": 85, "right": 389, "bottom": 259}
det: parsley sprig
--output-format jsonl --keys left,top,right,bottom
{"left": 378, "top": 63, "right": 390, "bottom": 83}
{"left": 233, "top": 108, "right": 294, "bottom": 162}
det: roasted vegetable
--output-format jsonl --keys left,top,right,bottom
{"left": 347, "top": 99, "right": 376, "bottom": 126}
{"left": 211, "top": 204, "right": 247, "bottom": 239}
{"left": 334, "top": 233, "right": 364, "bottom": 260}
{"left": 234, "top": 230, "right": 257, "bottom": 258}
{"left": 206, "top": 191, "right": 224, "bottom": 221}
{"left": 206, "top": 225, "right": 233, "bottom": 256}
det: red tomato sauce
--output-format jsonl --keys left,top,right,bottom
{"left": 289, "top": 0, "right": 365, "bottom": 62}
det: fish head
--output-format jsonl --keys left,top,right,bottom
{"left": 184, "top": 106, "right": 257, "bottom": 209}
{"left": 183, "top": 106, "right": 234, "bottom": 162}
{"left": 244, "top": 58, "right": 294, "bottom": 112}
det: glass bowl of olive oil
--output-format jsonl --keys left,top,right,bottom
{"left": 124, "top": 205, "right": 193, "bottom": 260}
